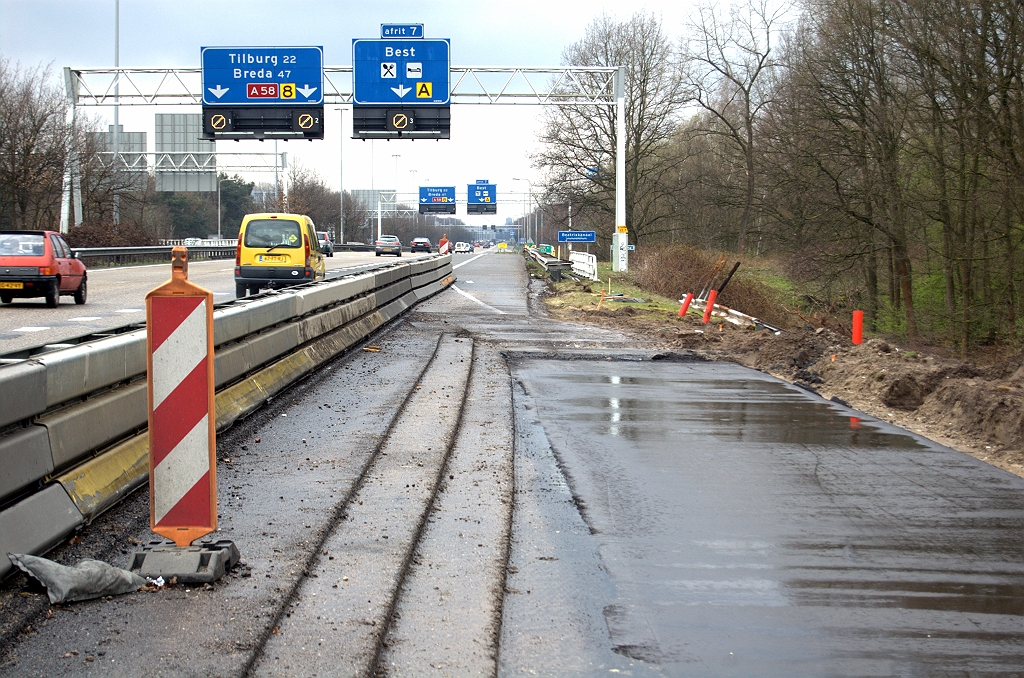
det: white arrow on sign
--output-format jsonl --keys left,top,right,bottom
{"left": 297, "top": 85, "right": 318, "bottom": 98}
{"left": 207, "top": 85, "right": 229, "bottom": 99}
{"left": 391, "top": 84, "right": 411, "bottom": 98}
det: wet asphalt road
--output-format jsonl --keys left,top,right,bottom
{"left": 1, "top": 249, "right": 1022, "bottom": 676}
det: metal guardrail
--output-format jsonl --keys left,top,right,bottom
{"left": 73, "top": 245, "right": 235, "bottom": 267}
{"left": 0, "top": 254, "right": 455, "bottom": 578}
{"left": 525, "top": 247, "right": 572, "bottom": 281}
{"left": 160, "top": 239, "right": 236, "bottom": 247}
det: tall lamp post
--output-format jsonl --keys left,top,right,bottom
{"left": 336, "top": 106, "right": 345, "bottom": 245}
{"left": 410, "top": 169, "right": 418, "bottom": 230}
{"left": 217, "top": 176, "right": 230, "bottom": 240}
{"left": 391, "top": 154, "right": 400, "bottom": 229}
{"left": 512, "top": 177, "right": 533, "bottom": 245}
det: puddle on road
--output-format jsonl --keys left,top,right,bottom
{"left": 515, "top": 359, "right": 1024, "bottom": 672}
{"left": 559, "top": 372, "right": 923, "bottom": 448}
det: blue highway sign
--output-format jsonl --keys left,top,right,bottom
{"left": 202, "top": 46, "right": 323, "bottom": 106}
{"left": 558, "top": 230, "right": 597, "bottom": 243}
{"left": 419, "top": 186, "right": 455, "bottom": 204}
{"left": 467, "top": 183, "right": 495, "bottom": 204}
{"left": 381, "top": 24, "right": 424, "bottom": 38}
{"left": 353, "top": 39, "right": 450, "bottom": 106}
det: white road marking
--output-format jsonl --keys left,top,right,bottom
{"left": 452, "top": 251, "right": 492, "bottom": 269}
{"left": 13, "top": 326, "right": 50, "bottom": 332}
{"left": 451, "top": 285, "right": 505, "bottom": 314}
{"left": 465, "top": 280, "right": 475, "bottom": 284}
{"left": 68, "top": 316, "right": 102, "bottom": 322}
{"left": 116, "top": 308, "right": 144, "bottom": 313}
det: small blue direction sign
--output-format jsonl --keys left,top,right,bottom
{"left": 381, "top": 24, "right": 424, "bottom": 38}
{"left": 202, "top": 46, "right": 323, "bottom": 106}
{"left": 353, "top": 39, "right": 450, "bottom": 106}
{"left": 558, "top": 231, "right": 597, "bottom": 243}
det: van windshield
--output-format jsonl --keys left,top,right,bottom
{"left": 244, "top": 219, "right": 303, "bottom": 249}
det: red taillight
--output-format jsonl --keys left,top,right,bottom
{"left": 235, "top": 239, "right": 242, "bottom": 266}
{"left": 38, "top": 266, "right": 53, "bottom": 275}
{"left": 304, "top": 234, "right": 310, "bottom": 267}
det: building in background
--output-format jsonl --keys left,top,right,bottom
{"left": 154, "top": 114, "right": 215, "bottom": 192}
{"left": 351, "top": 189, "right": 396, "bottom": 214}
{"left": 88, "top": 125, "right": 147, "bottom": 190}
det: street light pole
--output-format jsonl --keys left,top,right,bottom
{"left": 409, "top": 169, "right": 418, "bottom": 230}
{"left": 112, "top": 0, "right": 120, "bottom": 226}
{"left": 391, "top": 153, "right": 400, "bottom": 227}
{"left": 217, "top": 177, "right": 229, "bottom": 240}
{"left": 513, "top": 177, "right": 533, "bottom": 245}
{"left": 337, "top": 106, "right": 345, "bottom": 245}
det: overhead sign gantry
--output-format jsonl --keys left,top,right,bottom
{"left": 200, "top": 46, "right": 325, "bottom": 140}
{"left": 351, "top": 26, "right": 451, "bottom": 139}
{"left": 63, "top": 55, "right": 629, "bottom": 268}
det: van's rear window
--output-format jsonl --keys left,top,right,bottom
{"left": 0, "top": 233, "right": 45, "bottom": 257}
{"left": 244, "top": 220, "right": 303, "bottom": 249}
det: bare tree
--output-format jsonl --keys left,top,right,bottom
{"left": 286, "top": 163, "right": 339, "bottom": 232}
{"left": 679, "top": 0, "right": 788, "bottom": 252}
{"left": 534, "top": 12, "right": 687, "bottom": 246}
{"left": 0, "top": 59, "right": 73, "bottom": 230}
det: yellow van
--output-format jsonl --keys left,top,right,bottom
{"left": 234, "top": 213, "right": 326, "bottom": 298}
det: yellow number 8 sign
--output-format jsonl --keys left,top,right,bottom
{"left": 280, "top": 83, "right": 296, "bottom": 99}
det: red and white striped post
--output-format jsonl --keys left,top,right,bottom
{"left": 145, "top": 247, "right": 217, "bottom": 547}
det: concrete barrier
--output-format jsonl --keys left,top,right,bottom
{"left": 0, "top": 255, "right": 453, "bottom": 578}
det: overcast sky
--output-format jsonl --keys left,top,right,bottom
{"left": 1, "top": 1, "right": 695, "bottom": 225}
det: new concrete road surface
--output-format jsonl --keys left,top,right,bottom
{"left": 0, "top": 251, "right": 428, "bottom": 354}
{"left": 1, "top": 249, "right": 1022, "bottom": 677}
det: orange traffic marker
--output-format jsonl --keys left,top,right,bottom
{"left": 678, "top": 293, "right": 693, "bottom": 317}
{"left": 852, "top": 310, "right": 864, "bottom": 345}
{"left": 145, "top": 247, "right": 217, "bottom": 547}
{"left": 702, "top": 290, "right": 718, "bottom": 323}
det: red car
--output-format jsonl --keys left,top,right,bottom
{"left": 0, "top": 230, "right": 87, "bottom": 307}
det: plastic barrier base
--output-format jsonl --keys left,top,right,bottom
{"left": 128, "top": 538, "right": 240, "bottom": 584}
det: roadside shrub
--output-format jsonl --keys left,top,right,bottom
{"left": 65, "top": 222, "right": 155, "bottom": 248}
{"left": 631, "top": 246, "right": 789, "bottom": 327}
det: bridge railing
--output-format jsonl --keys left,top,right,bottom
{"left": 569, "top": 251, "right": 599, "bottom": 281}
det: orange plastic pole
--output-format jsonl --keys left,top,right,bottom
{"left": 852, "top": 310, "right": 864, "bottom": 344}
{"left": 702, "top": 290, "right": 717, "bottom": 323}
{"left": 678, "top": 293, "right": 693, "bottom": 317}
